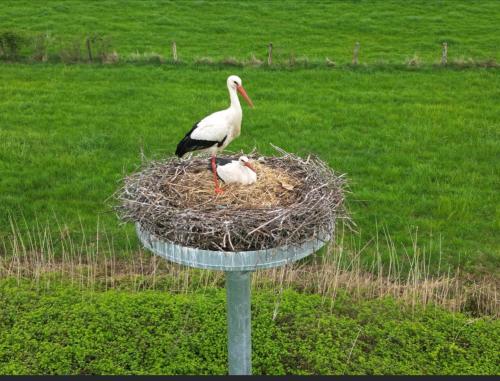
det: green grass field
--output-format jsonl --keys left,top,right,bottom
{"left": 1, "top": 0, "right": 499, "bottom": 63}
{"left": 1, "top": 2, "right": 498, "bottom": 275}
{"left": 1, "top": 64, "right": 498, "bottom": 273}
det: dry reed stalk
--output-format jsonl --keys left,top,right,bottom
{"left": 0, "top": 217, "right": 498, "bottom": 317}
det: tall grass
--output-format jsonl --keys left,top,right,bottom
{"left": 0, "top": 216, "right": 497, "bottom": 317}
{"left": 1, "top": 65, "right": 498, "bottom": 272}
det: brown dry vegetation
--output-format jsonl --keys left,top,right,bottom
{"left": 1, "top": 218, "right": 497, "bottom": 317}
{"left": 161, "top": 159, "right": 301, "bottom": 209}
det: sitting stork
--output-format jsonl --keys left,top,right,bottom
{"left": 213, "top": 156, "right": 257, "bottom": 186}
{"left": 175, "top": 75, "right": 254, "bottom": 193}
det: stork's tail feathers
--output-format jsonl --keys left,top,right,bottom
{"left": 175, "top": 138, "right": 188, "bottom": 158}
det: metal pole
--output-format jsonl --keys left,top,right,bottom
{"left": 225, "top": 271, "right": 252, "bottom": 375}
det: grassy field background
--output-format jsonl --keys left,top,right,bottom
{"left": 1, "top": 64, "right": 498, "bottom": 273}
{"left": 0, "top": 0, "right": 499, "bottom": 64}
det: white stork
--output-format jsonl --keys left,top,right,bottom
{"left": 214, "top": 156, "right": 257, "bottom": 186}
{"left": 175, "top": 75, "right": 254, "bottom": 193}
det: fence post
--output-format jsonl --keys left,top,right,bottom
{"left": 352, "top": 42, "right": 360, "bottom": 65}
{"left": 267, "top": 42, "right": 273, "bottom": 66}
{"left": 441, "top": 42, "right": 447, "bottom": 65}
{"left": 172, "top": 41, "right": 178, "bottom": 62}
{"left": 86, "top": 36, "right": 93, "bottom": 62}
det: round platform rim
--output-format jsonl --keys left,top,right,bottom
{"left": 136, "top": 223, "right": 330, "bottom": 271}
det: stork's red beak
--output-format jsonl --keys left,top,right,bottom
{"left": 237, "top": 85, "right": 254, "bottom": 108}
{"left": 244, "top": 161, "right": 255, "bottom": 172}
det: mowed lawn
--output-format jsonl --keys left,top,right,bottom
{"left": 0, "top": 0, "right": 499, "bottom": 63}
{"left": 0, "top": 64, "right": 498, "bottom": 273}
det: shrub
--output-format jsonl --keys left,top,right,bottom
{"left": 58, "top": 37, "right": 83, "bottom": 64}
{"left": 0, "top": 280, "right": 498, "bottom": 375}
{"left": 0, "top": 30, "right": 26, "bottom": 60}
{"left": 31, "top": 33, "right": 50, "bottom": 62}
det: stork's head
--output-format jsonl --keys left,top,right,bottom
{"left": 239, "top": 155, "right": 255, "bottom": 172}
{"left": 227, "top": 75, "right": 254, "bottom": 108}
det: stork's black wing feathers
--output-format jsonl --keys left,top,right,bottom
{"left": 175, "top": 136, "right": 218, "bottom": 158}
{"left": 175, "top": 121, "right": 227, "bottom": 158}
{"left": 215, "top": 157, "right": 234, "bottom": 166}
{"left": 206, "top": 157, "right": 234, "bottom": 170}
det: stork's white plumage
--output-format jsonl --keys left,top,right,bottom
{"left": 175, "top": 75, "right": 254, "bottom": 193}
{"left": 215, "top": 156, "right": 257, "bottom": 186}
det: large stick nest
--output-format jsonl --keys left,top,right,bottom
{"left": 116, "top": 147, "right": 349, "bottom": 252}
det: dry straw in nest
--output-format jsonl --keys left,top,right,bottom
{"left": 116, "top": 147, "right": 349, "bottom": 252}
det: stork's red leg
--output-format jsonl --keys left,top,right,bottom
{"left": 211, "top": 155, "right": 223, "bottom": 194}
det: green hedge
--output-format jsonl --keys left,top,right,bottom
{"left": 0, "top": 279, "right": 498, "bottom": 375}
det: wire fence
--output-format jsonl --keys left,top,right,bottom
{"left": 0, "top": 30, "right": 498, "bottom": 69}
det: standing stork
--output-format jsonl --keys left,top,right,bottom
{"left": 175, "top": 75, "right": 254, "bottom": 193}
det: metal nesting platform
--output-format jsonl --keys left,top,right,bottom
{"left": 136, "top": 223, "right": 329, "bottom": 375}
{"left": 136, "top": 223, "right": 329, "bottom": 271}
